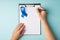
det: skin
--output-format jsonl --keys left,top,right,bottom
{"left": 11, "top": 23, "right": 25, "bottom": 40}
{"left": 37, "top": 7, "right": 55, "bottom": 40}
{"left": 11, "top": 7, "right": 55, "bottom": 40}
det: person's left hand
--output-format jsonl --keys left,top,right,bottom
{"left": 11, "top": 23, "right": 25, "bottom": 40}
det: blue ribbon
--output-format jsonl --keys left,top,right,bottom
{"left": 20, "top": 6, "right": 27, "bottom": 18}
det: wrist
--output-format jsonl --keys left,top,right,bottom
{"left": 41, "top": 19, "right": 47, "bottom": 23}
{"left": 11, "top": 38, "right": 18, "bottom": 40}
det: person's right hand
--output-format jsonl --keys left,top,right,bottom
{"left": 37, "top": 7, "right": 47, "bottom": 22}
{"left": 37, "top": 7, "right": 55, "bottom": 40}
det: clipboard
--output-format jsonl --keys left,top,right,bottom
{"left": 18, "top": 3, "right": 41, "bottom": 34}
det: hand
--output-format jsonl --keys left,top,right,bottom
{"left": 37, "top": 7, "right": 47, "bottom": 22}
{"left": 11, "top": 23, "right": 25, "bottom": 40}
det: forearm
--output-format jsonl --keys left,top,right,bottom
{"left": 37, "top": 7, "right": 55, "bottom": 40}
{"left": 11, "top": 38, "right": 18, "bottom": 40}
{"left": 42, "top": 20, "right": 55, "bottom": 40}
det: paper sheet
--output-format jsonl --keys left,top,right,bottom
{"left": 19, "top": 4, "right": 40, "bottom": 34}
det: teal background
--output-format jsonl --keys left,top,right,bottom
{"left": 0, "top": 0, "right": 60, "bottom": 40}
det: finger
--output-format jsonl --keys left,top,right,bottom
{"left": 17, "top": 23, "right": 24, "bottom": 30}
{"left": 37, "top": 7, "right": 46, "bottom": 12}
{"left": 20, "top": 25, "right": 25, "bottom": 34}
{"left": 17, "top": 25, "right": 25, "bottom": 37}
{"left": 15, "top": 23, "right": 24, "bottom": 29}
{"left": 20, "top": 30, "right": 25, "bottom": 37}
{"left": 37, "top": 7, "right": 46, "bottom": 16}
{"left": 41, "top": 11, "right": 46, "bottom": 15}
{"left": 18, "top": 25, "right": 25, "bottom": 33}
{"left": 36, "top": 8, "right": 41, "bottom": 17}
{"left": 38, "top": 6, "right": 44, "bottom": 10}
{"left": 37, "top": 7, "right": 41, "bottom": 13}
{"left": 37, "top": 7, "right": 44, "bottom": 15}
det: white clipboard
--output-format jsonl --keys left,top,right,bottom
{"left": 18, "top": 3, "right": 41, "bottom": 34}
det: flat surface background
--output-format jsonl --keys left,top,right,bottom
{"left": 0, "top": 0, "right": 60, "bottom": 40}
